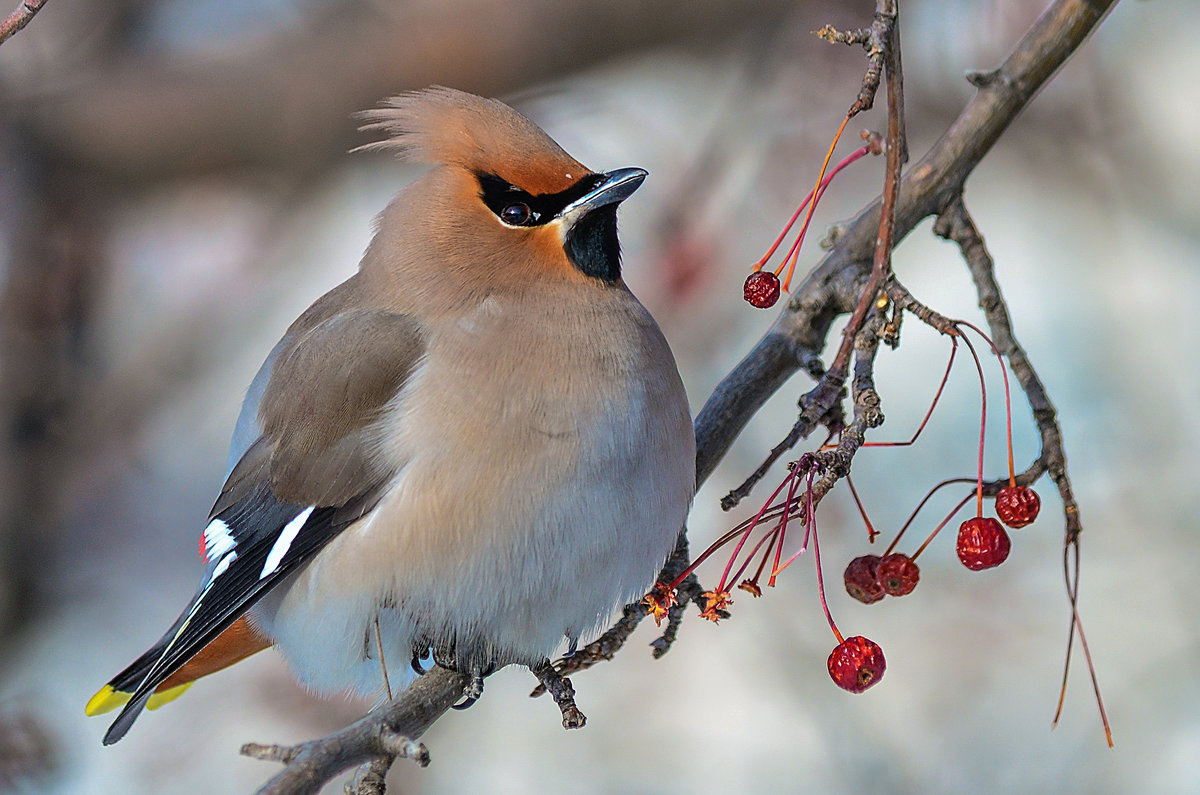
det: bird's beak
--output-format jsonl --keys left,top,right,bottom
{"left": 556, "top": 167, "right": 648, "bottom": 220}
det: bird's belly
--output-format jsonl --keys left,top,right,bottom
{"left": 253, "top": 387, "right": 689, "bottom": 696}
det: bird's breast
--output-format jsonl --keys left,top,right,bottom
{"left": 263, "top": 285, "right": 694, "bottom": 686}
{"left": 381, "top": 290, "right": 654, "bottom": 480}
{"left": 362, "top": 285, "right": 692, "bottom": 587}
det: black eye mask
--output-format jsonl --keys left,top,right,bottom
{"left": 475, "top": 172, "right": 606, "bottom": 227}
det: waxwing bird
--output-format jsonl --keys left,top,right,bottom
{"left": 87, "top": 86, "right": 696, "bottom": 744}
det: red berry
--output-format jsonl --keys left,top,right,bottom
{"left": 827, "top": 635, "right": 886, "bottom": 693}
{"left": 995, "top": 485, "right": 1040, "bottom": 528}
{"left": 876, "top": 553, "right": 920, "bottom": 596}
{"left": 956, "top": 517, "right": 1011, "bottom": 570}
{"left": 743, "top": 271, "right": 781, "bottom": 308}
{"left": 844, "top": 555, "right": 885, "bottom": 604}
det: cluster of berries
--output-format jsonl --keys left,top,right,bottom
{"left": 844, "top": 485, "right": 1040, "bottom": 606}
{"left": 665, "top": 120, "right": 1048, "bottom": 696}
{"left": 830, "top": 485, "right": 1039, "bottom": 691}
{"left": 711, "top": 118, "right": 1106, "bottom": 744}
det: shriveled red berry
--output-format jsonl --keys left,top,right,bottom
{"left": 844, "top": 555, "right": 885, "bottom": 604}
{"left": 956, "top": 517, "right": 1011, "bottom": 570}
{"left": 827, "top": 635, "right": 886, "bottom": 693}
{"left": 743, "top": 270, "right": 781, "bottom": 308}
{"left": 876, "top": 553, "right": 920, "bottom": 596}
{"left": 995, "top": 485, "right": 1040, "bottom": 528}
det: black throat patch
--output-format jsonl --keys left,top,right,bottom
{"left": 563, "top": 205, "right": 620, "bottom": 282}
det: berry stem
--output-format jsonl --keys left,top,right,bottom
{"left": 882, "top": 477, "right": 976, "bottom": 556}
{"left": 666, "top": 467, "right": 796, "bottom": 596}
{"left": 773, "top": 168, "right": 836, "bottom": 282}
{"left": 808, "top": 488, "right": 842, "bottom": 644}
{"left": 660, "top": 523, "right": 747, "bottom": 594}
{"left": 773, "top": 216, "right": 809, "bottom": 280}
{"left": 767, "top": 462, "right": 805, "bottom": 586}
{"left": 957, "top": 321, "right": 1018, "bottom": 486}
{"left": 912, "top": 490, "right": 974, "bottom": 560}
{"left": 778, "top": 115, "right": 851, "bottom": 292}
{"left": 726, "top": 525, "right": 779, "bottom": 587}
{"left": 862, "top": 336, "right": 958, "bottom": 448}
{"left": 958, "top": 328, "right": 988, "bottom": 517}
{"left": 1052, "top": 604, "right": 1114, "bottom": 747}
{"left": 845, "top": 473, "right": 878, "bottom": 543}
{"left": 714, "top": 467, "right": 798, "bottom": 592}
{"left": 773, "top": 465, "right": 820, "bottom": 578}
{"left": 736, "top": 526, "right": 783, "bottom": 591}
{"left": 1055, "top": 537, "right": 1114, "bottom": 747}
{"left": 1000, "top": 348, "right": 1015, "bottom": 485}
{"left": 753, "top": 120, "right": 868, "bottom": 274}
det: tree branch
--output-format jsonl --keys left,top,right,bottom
{"left": 721, "top": 0, "right": 906, "bottom": 514}
{"left": 242, "top": 667, "right": 469, "bottom": 795}
{"left": 698, "top": 0, "right": 1115, "bottom": 497}
{"left": 932, "top": 194, "right": 1112, "bottom": 745}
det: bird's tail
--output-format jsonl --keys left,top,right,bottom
{"left": 85, "top": 608, "right": 194, "bottom": 719}
{"left": 85, "top": 614, "right": 271, "bottom": 742}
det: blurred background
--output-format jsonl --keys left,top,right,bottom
{"left": 1, "top": 0, "right": 1196, "bottom": 792}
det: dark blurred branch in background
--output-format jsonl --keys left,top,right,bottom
{"left": 0, "top": 138, "right": 107, "bottom": 639}
{"left": 10, "top": 0, "right": 795, "bottom": 180}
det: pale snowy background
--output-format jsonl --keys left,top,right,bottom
{"left": 1, "top": 0, "right": 1196, "bottom": 792}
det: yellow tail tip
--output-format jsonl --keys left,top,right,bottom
{"left": 85, "top": 685, "right": 131, "bottom": 717}
{"left": 86, "top": 681, "right": 194, "bottom": 716}
{"left": 147, "top": 682, "right": 192, "bottom": 710}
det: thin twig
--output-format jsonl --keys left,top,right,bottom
{"left": 813, "top": 25, "right": 872, "bottom": 47}
{"left": 931, "top": 196, "right": 1081, "bottom": 541}
{"left": 529, "top": 661, "right": 586, "bottom": 729}
{"left": 814, "top": 0, "right": 898, "bottom": 119}
{"left": 0, "top": 0, "right": 48, "bottom": 46}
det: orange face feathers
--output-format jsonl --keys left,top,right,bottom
{"left": 358, "top": 86, "right": 587, "bottom": 195}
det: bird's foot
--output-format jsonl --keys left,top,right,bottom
{"left": 410, "top": 647, "right": 433, "bottom": 676}
{"left": 451, "top": 672, "right": 485, "bottom": 711}
{"left": 429, "top": 644, "right": 489, "bottom": 710}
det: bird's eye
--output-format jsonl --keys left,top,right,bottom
{"left": 500, "top": 203, "right": 532, "bottom": 226}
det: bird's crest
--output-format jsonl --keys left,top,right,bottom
{"left": 356, "top": 87, "right": 587, "bottom": 196}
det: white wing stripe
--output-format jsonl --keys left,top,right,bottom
{"left": 202, "top": 519, "right": 236, "bottom": 561}
{"left": 211, "top": 551, "right": 236, "bottom": 579}
{"left": 260, "top": 507, "right": 315, "bottom": 579}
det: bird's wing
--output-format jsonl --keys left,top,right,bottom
{"left": 95, "top": 308, "right": 426, "bottom": 744}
